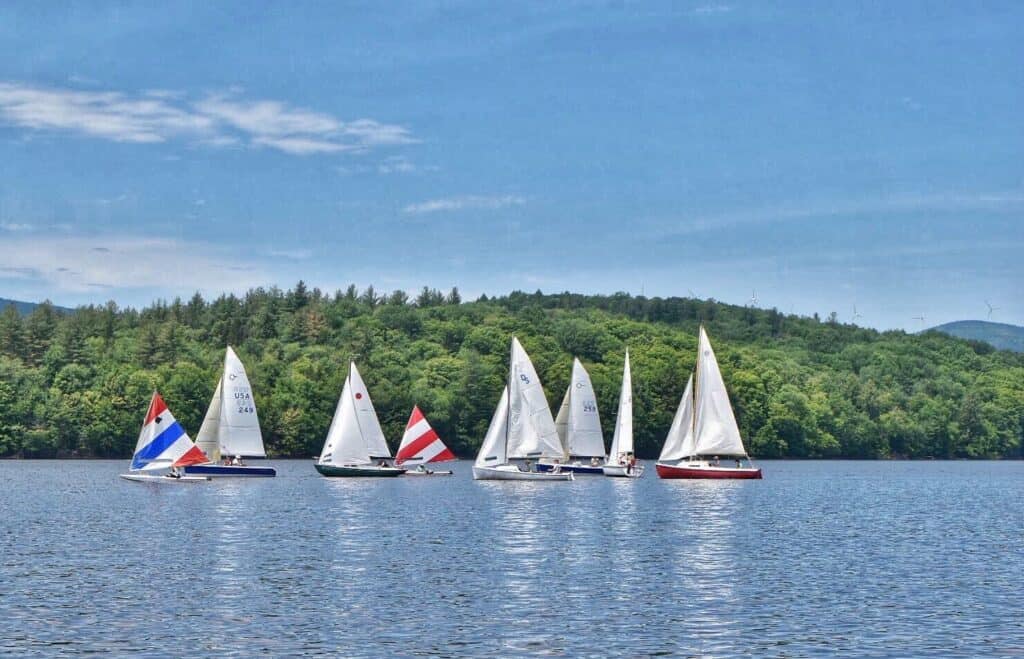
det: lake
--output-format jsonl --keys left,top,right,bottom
{"left": 1, "top": 460, "right": 1022, "bottom": 657}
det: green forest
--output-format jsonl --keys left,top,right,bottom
{"left": 1, "top": 284, "right": 1022, "bottom": 460}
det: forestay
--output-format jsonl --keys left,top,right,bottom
{"left": 194, "top": 378, "right": 222, "bottom": 462}
{"left": 475, "top": 387, "right": 509, "bottom": 467}
{"left": 659, "top": 374, "right": 695, "bottom": 461}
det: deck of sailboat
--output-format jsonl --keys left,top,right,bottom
{"left": 120, "top": 473, "right": 210, "bottom": 483}
{"left": 536, "top": 460, "right": 604, "bottom": 474}
{"left": 315, "top": 463, "right": 406, "bottom": 477}
{"left": 184, "top": 463, "right": 276, "bottom": 477}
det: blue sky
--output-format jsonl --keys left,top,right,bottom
{"left": 0, "top": 1, "right": 1021, "bottom": 330}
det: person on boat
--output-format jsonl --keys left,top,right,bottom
{"left": 524, "top": 459, "right": 533, "bottom": 472}
{"left": 591, "top": 456, "right": 600, "bottom": 466}
{"left": 169, "top": 467, "right": 182, "bottom": 479}
{"left": 712, "top": 456, "right": 720, "bottom": 466}
{"left": 378, "top": 459, "right": 390, "bottom": 468}
{"left": 222, "top": 456, "right": 231, "bottom": 466}
{"left": 735, "top": 458, "right": 742, "bottom": 468}
{"left": 627, "top": 454, "right": 637, "bottom": 475}
{"left": 416, "top": 464, "right": 427, "bottom": 473}
{"left": 230, "top": 455, "right": 243, "bottom": 466}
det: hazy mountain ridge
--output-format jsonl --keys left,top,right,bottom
{"left": 0, "top": 298, "right": 74, "bottom": 316}
{"left": 930, "top": 320, "right": 1024, "bottom": 353}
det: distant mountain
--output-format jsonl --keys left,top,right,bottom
{"left": 0, "top": 298, "right": 74, "bottom": 316}
{"left": 930, "top": 320, "right": 1024, "bottom": 353}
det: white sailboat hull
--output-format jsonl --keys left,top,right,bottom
{"left": 602, "top": 463, "right": 644, "bottom": 478}
{"left": 120, "top": 473, "right": 210, "bottom": 483}
{"left": 472, "top": 464, "right": 574, "bottom": 481}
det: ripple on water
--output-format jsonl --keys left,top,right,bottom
{"left": 0, "top": 459, "right": 1023, "bottom": 657}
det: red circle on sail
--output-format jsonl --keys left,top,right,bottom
{"left": 355, "top": 392, "right": 363, "bottom": 399}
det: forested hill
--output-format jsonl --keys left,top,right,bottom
{"left": 930, "top": 320, "right": 1024, "bottom": 353}
{"left": 1, "top": 284, "right": 1022, "bottom": 460}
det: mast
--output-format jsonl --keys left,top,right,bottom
{"left": 504, "top": 337, "right": 512, "bottom": 465}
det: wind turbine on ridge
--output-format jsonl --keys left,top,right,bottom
{"left": 748, "top": 289, "right": 759, "bottom": 307}
{"left": 852, "top": 304, "right": 863, "bottom": 323}
{"left": 984, "top": 300, "right": 999, "bottom": 320}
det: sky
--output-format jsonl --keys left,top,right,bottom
{"left": 0, "top": 1, "right": 1021, "bottom": 331}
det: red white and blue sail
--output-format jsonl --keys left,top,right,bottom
{"left": 395, "top": 406, "right": 456, "bottom": 465}
{"left": 130, "top": 392, "right": 208, "bottom": 471}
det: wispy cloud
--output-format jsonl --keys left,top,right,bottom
{"left": 656, "top": 191, "right": 1024, "bottom": 237}
{"left": 0, "top": 234, "right": 267, "bottom": 294}
{"left": 403, "top": 194, "right": 526, "bottom": 214}
{"left": 0, "top": 81, "right": 415, "bottom": 156}
{"left": 0, "top": 221, "right": 33, "bottom": 232}
{"left": 693, "top": 4, "right": 733, "bottom": 15}
{"left": 266, "top": 248, "right": 313, "bottom": 260}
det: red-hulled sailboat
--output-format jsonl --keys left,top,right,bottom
{"left": 656, "top": 326, "right": 762, "bottom": 479}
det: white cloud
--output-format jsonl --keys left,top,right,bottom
{"left": 0, "top": 221, "right": 33, "bottom": 232}
{"left": 0, "top": 81, "right": 415, "bottom": 156}
{"left": 0, "top": 233, "right": 268, "bottom": 294}
{"left": 252, "top": 135, "right": 350, "bottom": 155}
{"left": 403, "top": 195, "right": 526, "bottom": 214}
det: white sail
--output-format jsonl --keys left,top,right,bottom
{"left": 194, "top": 378, "right": 222, "bottom": 462}
{"left": 566, "top": 358, "right": 606, "bottom": 458}
{"left": 319, "top": 374, "right": 372, "bottom": 465}
{"left": 506, "top": 338, "right": 563, "bottom": 459}
{"left": 659, "top": 374, "right": 696, "bottom": 461}
{"left": 554, "top": 386, "right": 571, "bottom": 454}
{"left": 608, "top": 351, "right": 633, "bottom": 460}
{"left": 348, "top": 362, "right": 391, "bottom": 458}
{"left": 475, "top": 387, "right": 510, "bottom": 467}
{"left": 692, "top": 327, "right": 747, "bottom": 456}
{"left": 217, "top": 346, "right": 266, "bottom": 457}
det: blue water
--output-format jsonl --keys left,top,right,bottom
{"left": 1, "top": 460, "right": 1022, "bottom": 657}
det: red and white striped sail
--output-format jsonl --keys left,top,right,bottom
{"left": 395, "top": 406, "right": 456, "bottom": 465}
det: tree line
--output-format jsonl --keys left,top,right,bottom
{"left": 1, "top": 282, "right": 1022, "bottom": 460}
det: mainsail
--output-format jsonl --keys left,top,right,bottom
{"left": 607, "top": 351, "right": 634, "bottom": 460}
{"left": 692, "top": 326, "right": 747, "bottom": 456}
{"left": 506, "top": 337, "right": 563, "bottom": 459}
{"left": 396, "top": 406, "right": 456, "bottom": 465}
{"left": 130, "top": 392, "right": 208, "bottom": 471}
{"left": 556, "top": 358, "right": 605, "bottom": 458}
{"left": 217, "top": 346, "right": 266, "bottom": 457}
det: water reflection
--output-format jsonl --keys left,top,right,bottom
{"left": 2, "top": 460, "right": 1023, "bottom": 657}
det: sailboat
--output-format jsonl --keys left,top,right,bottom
{"left": 472, "top": 337, "right": 574, "bottom": 481}
{"left": 603, "top": 350, "right": 643, "bottom": 478}
{"left": 656, "top": 326, "right": 762, "bottom": 479}
{"left": 537, "top": 358, "right": 606, "bottom": 474}
{"left": 395, "top": 405, "right": 456, "bottom": 475}
{"left": 185, "top": 346, "right": 276, "bottom": 477}
{"left": 315, "top": 361, "right": 406, "bottom": 477}
{"left": 120, "top": 392, "right": 211, "bottom": 483}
